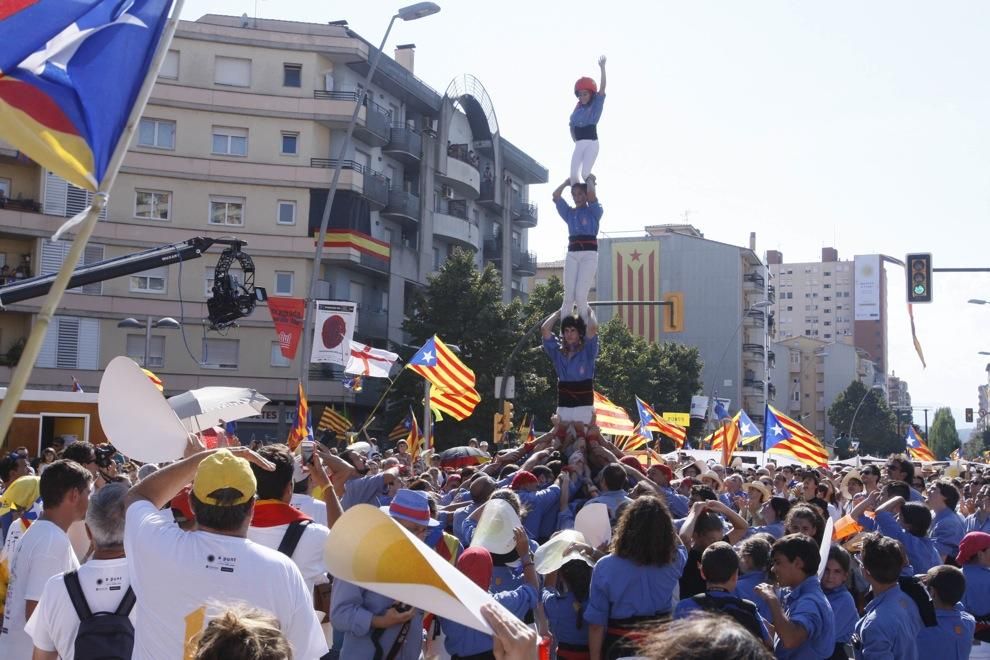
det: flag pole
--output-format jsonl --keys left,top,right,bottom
{"left": 0, "top": 0, "right": 187, "bottom": 446}
{"left": 356, "top": 370, "right": 405, "bottom": 434}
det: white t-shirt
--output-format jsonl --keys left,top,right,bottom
{"left": 1, "top": 518, "right": 28, "bottom": 564}
{"left": 123, "top": 500, "right": 327, "bottom": 660}
{"left": 23, "top": 557, "right": 133, "bottom": 660}
{"left": 66, "top": 520, "right": 91, "bottom": 563}
{"left": 0, "top": 520, "right": 79, "bottom": 659}
{"left": 247, "top": 520, "right": 330, "bottom": 594}
{"left": 290, "top": 492, "right": 328, "bottom": 527}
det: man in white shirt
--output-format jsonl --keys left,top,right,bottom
{"left": 26, "top": 482, "right": 133, "bottom": 659}
{"left": 0, "top": 460, "right": 92, "bottom": 658}
{"left": 247, "top": 444, "right": 341, "bottom": 594}
{"left": 123, "top": 441, "right": 329, "bottom": 660}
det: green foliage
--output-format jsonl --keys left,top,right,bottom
{"left": 928, "top": 407, "right": 961, "bottom": 460}
{"left": 827, "top": 381, "right": 902, "bottom": 456}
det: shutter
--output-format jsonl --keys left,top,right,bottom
{"left": 56, "top": 317, "right": 80, "bottom": 369}
{"left": 77, "top": 318, "right": 99, "bottom": 370}
{"left": 204, "top": 339, "right": 238, "bottom": 368}
{"left": 81, "top": 245, "right": 104, "bottom": 294}
{"left": 215, "top": 57, "right": 250, "bottom": 86}
{"left": 37, "top": 318, "right": 58, "bottom": 368}
{"left": 43, "top": 171, "right": 67, "bottom": 217}
{"left": 40, "top": 240, "right": 68, "bottom": 276}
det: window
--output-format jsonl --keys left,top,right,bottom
{"left": 212, "top": 127, "right": 247, "bottom": 156}
{"left": 283, "top": 63, "right": 301, "bottom": 87}
{"left": 280, "top": 132, "right": 299, "bottom": 155}
{"left": 160, "top": 50, "right": 179, "bottom": 79}
{"left": 137, "top": 118, "right": 175, "bottom": 149}
{"left": 43, "top": 172, "right": 107, "bottom": 220}
{"left": 135, "top": 189, "right": 171, "bottom": 220}
{"left": 274, "top": 271, "right": 294, "bottom": 296}
{"left": 205, "top": 265, "right": 244, "bottom": 297}
{"left": 277, "top": 200, "right": 296, "bottom": 225}
{"left": 271, "top": 342, "right": 291, "bottom": 367}
{"left": 38, "top": 316, "right": 99, "bottom": 370}
{"left": 209, "top": 196, "right": 244, "bottom": 226}
{"left": 130, "top": 266, "right": 168, "bottom": 294}
{"left": 41, "top": 240, "right": 103, "bottom": 294}
{"left": 0, "top": 177, "right": 9, "bottom": 198}
{"left": 214, "top": 56, "right": 251, "bottom": 87}
{"left": 126, "top": 334, "right": 165, "bottom": 368}
{"left": 202, "top": 338, "right": 239, "bottom": 369}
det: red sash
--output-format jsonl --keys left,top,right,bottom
{"left": 251, "top": 499, "right": 312, "bottom": 527}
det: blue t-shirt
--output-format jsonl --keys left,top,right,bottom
{"left": 584, "top": 548, "right": 688, "bottom": 625}
{"left": 340, "top": 473, "right": 386, "bottom": 510}
{"left": 824, "top": 586, "right": 858, "bottom": 645}
{"left": 555, "top": 198, "right": 603, "bottom": 238}
{"left": 962, "top": 564, "right": 990, "bottom": 617}
{"left": 965, "top": 513, "right": 990, "bottom": 534}
{"left": 542, "top": 588, "right": 589, "bottom": 647}
{"left": 543, "top": 334, "right": 599, "bottom": 384}
{"left": 853, "top": 584, "right": 922, "bottom": 660}
{"left": 917, "top": 604, "right": 976, "bottom": 660}
{"left": 873, "top": 511, "right": 941, "bottom": 575}
{"left": 930, "top": 508, "right": 966, "bottom": 561}
{"left": 660, "top": 486, "right": 690, "bottom": 519}
{"left": 735, "top": 570, "right": 772, "bottom": 623}
{"left": 441, "top": 584, "right": 537, "bottom": 657}
{"left": 583, "top": 489, "right": 632, "bottom": 523}
{"left": 569, "top": 93, "right": 605, "bottom": 128}
{"left": 776, "top": 576, "right": 835, "bottom": 660}
{"left": 673, "top": 589, "right": 770, "bottom": 642}
{"left": 746, "top": 521, "right": 786, "bottom": 540}
{"left": 517, "top": 484, "right": 561, "bottom": 541}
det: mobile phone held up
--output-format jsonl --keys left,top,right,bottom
{"left": 301, "top": 441, "right": 315, "bottom": 465}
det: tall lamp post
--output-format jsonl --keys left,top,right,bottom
{"left": 298, "top": 2, "right": 441, "bottom": 391}
{"left": 117, "top": 316, "right": 181, "bottom": 368}
{"left": 848, "top": 383, "right": 884, "bottom": 446}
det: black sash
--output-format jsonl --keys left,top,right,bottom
{"left": 572, "top": 125, "right": 598, "bottom": 141}
{"left": 558, "top": 379, "right": 594, "bottom": 407}
{"left": 568, "top": 235, "right": 598, "bottom": 252}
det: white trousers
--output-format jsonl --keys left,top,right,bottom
{"left": 562, "top": 250, "right": 598, "bottom": 319}
{"left": 557, "top": 405, "right": 594, "bottom": 424}
{"left": 570, "top": 139, "right": 600, "bottom": 183}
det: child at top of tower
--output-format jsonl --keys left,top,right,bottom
{"left": 570, "top": 56, "right": 607, "bottom": 184}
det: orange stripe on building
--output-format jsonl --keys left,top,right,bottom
{"left": 317, "top": 230, "right": 390, "bottom": 260}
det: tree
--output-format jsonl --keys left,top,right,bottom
{"left": 827, "top": 381, "right": 901, "bottom": 457}
{"left": 964, "top": 428, "right": 988, "bottom": 460}
{"left": 928, "top": 407, "right": 961, "bottom": 460}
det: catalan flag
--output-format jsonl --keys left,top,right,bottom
{"left": 407, "top": 336, "right": 481, "bottom": 421}
{"left": 286, "top": 382, "right": 313, "bottom": 451}
{"left": 764, "top": 405, "right": 829, "bottom": 467}
{"left": 318, "top": 406, "right": 351, "bottom": 434}
{"left": 906, "top": 425, "right": 935, "bottom": 462}
{"left": 635, "top": 396, "right": 687, "bottom": 447}
{"left": 389, "top": 411, "right": 413, "bottom": 442}
{"left": 592, "top": 391, "right": 635, "bottom": 436}
{"left": 617, "top": 432, "right": 648, "bottom": 452}
{"left": 141, "top": 368, "right": 163, "bottom": 393}
{"left": 736, "top": 409, "right": 762, "bottom": 446}
{"left": 0, "top": 0, "right": 175, "bottom": 192}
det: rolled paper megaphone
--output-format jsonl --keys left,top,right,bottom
{"left": 470, "top": 499, "right": 522, "bottom": 555}
{"left": 98, "top": 356, "right": 188, "bottom": 463}
{"left": 534, "top": 529, "right": 594, "bottom": 575}
{"left": 323, "top": 504, "right": 508, "bottom": 633}
{"left": 817, "top": 516, "right": 834, "bottom": 580}
{"left": 574, "top": 502, "right": 611, "bottom": 549}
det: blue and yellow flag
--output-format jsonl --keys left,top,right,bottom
{"left": 0, "top": 0, "right": 174, "bottom": 190}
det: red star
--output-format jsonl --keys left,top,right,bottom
{"left": 630, "top": 250, "right": 642, "bottom": 261}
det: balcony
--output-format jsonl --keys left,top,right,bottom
{"left": 742, "top": 343, "right": 765, "bottom": 358}
{"left": 742, "top": 309, "right": 766, "bottom": 328}
{"left": 309, "top": 159, "right": 388, "bottom": 209}
{"left": 437, "top": 143, "right": 480, "bottom": 199}
{"left": 478, "top": 179, "right": 500, "bottom": 211}
{"left": 355, "top": 309, "right": 389, "bottom": 341}
{"left": 313, "top": 91, "right": 390, "bottom": 147}
{"left": 382, "top": 124, "right": 422, "bottom": 165}
{"left": 391, "top": 243, "right": 420, "bottom": 281}
{"left": 511, "top": 200, "right": 539, "bottom": 229}
{"left": 382, "top": 189, "right": 421, "bottom": 226}
{"left": 768, "top": 284, "right": 776, "bottom": 303}
{"left": 516, "top": 250, "right": 537, "bottom": 276}
{"left": 743, "top": 377, "right": 764, "bottom": 392}
{"left": 433, "top": 202, "right": 480, "bottom": 251}
{"left": 743, "top": 272, "right": 766, "bottom": 291}
{"left": 483, "top": 238, "right": 537, "bottom": 276}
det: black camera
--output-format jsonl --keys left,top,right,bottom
{"left": 94, "top": 444, "right": 117, "bottom": 469}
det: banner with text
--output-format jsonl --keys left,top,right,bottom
{"left": 854, "top": 254, "right": 881, "bottom": 321}
{"left": 311, "top": 301, "right": 357, "bottom": 366}
{"left": 267, "top": 297, "right": 306, "bottom": 360}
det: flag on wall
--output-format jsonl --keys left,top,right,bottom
{"left": 612, "top": 241, "right": 660, "bottom": 343}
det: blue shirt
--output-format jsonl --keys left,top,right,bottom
{"left": 660, "top": 486, "right": 690, "bottom": 519}
{"left": 746, "top": 521, "right": 786, "bottom": 540}
{"left": 735, "top": 570, "right": 772, "bottom": 623}
{"left": 569, "top": 92, "right": 605, "bottom": 128}
{"left": 825, "top": 586, "right": 858, "bottom": 645}
{"left": 554, "top": 198, "right": 603, "bottom": 238}
{"left": 930, "top": 508, "right": 967, "bottom": 561}
{"left": 543, "top": 334, "right": 598, "bottom": 384}
{"left": 962, "top": 564, "right": 990, "bottom": 617}
{"left": 441, "top": 584, "right": 537, "bottom": 657}
{"left": 584, "top": 548, "right": 688, "bottom": 625}
{"left": 917, "top": 604, "right": 976, "bottom": 660}
{"left": 965, "top": 513, "right": 990, "bottom": 535}
{"left": 340, "top": 473, "right": 386, "bottom": 510}
{"left": 776, "top": 576, "right": 835, "bottom": 660}
{"left": 517, "top": 484, "right": 561, "bottom": 541}
{"left": 543, "top": 588, "right": 589, "bottom": 647}
{"left": 853, "top": 584, "right": 922, "bottom": 660}
{"left": 873, "top": 511, "right": 941, "bottom": 576}
{"left": 583, "top": 489, "right": 632, "bottom": 523}
{"left": 330, "top": 580, "right": 424, "bottom": 660}
{"left": 673, "top": 589, "right": 770, "bottom": 642}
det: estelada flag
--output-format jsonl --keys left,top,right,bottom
{"left": 764, "top": 405, "right": 829, "bottom": 467}
{"left": 905, "top": 425, "right": 935, "bottom": 462}
{"left": 635, "top": 396, "right": 686, "bottom": 447}
{"left": 407, "top": 336, "right": 480, "bottom": 421}
{"left": 592, "top": 391, "right": 635, "bottom": 437}
{"left": 0, "top": 0, "right": 175, "bottom": 191}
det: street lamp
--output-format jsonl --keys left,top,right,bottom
{"left": 298, "top": 2, "right": 441, "bottom": 389}
{"left": 848, "top": 384, "right": 884, "bottom": 443}
{"left": 117, "top": 316, "right": 180, "bottom": 368}
{"left": 706, "top": 300, "right": 773, "bottom": 434}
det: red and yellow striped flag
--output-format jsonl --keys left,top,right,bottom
{"left": 592, "top": 392, "right": 635, "bottom": 436}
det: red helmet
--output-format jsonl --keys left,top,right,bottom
{"left": 574, "top": 76, "right": 598, "bottom": 95}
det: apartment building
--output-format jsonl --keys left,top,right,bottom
{"left": 0, "top": 15, "right": 546, "bottom": 444}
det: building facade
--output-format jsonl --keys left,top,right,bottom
{"left": 0, "top": 15, "right": 546, "bottom": 445}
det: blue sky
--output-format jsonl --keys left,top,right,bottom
{"left": 184, "top": 1, "right": 990, "bottom": 435}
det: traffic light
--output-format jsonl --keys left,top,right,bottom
{"left": 662, "top": 292, "right": 684, "bottom": 333}
{"left": 966, "top": 408, "right": 974, "bottom": 423}
{"left": 493, "top": 412, "right": 503, "bottom": 443}
{"left": 501, "top": 401, "right": 515, "bottom": 434}
{"left": 906, "top": 253, "right": 933, "bottom": 303}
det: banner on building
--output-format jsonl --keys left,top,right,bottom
{"left": 854, "top": 255, "right": 881, "bottom": 321}
{"left": 267, "top": 297, "right": 306, "bottom": 360}
{"left": 311, "top": 301, "right": 357, "bottom": 366}
{"left": 612, "top": 240, "right": 661, "bottom": 344}
{"left": 690, "top": 396, "right": 731, "bottom": 419}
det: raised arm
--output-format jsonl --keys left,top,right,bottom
{"left": 585, "top": 306, "right": 598, "bottom": 338}
{"left": 598, "top": 55, "right": 607, "bottom": 95}
{"left": 552, "top": 179, "right": 570, "bottom": 203}
{"left": 585, "top": 173, "right": 598, "bottom": 204}
{"left": 541, "top": 310, "right": 560, "bottom": 340}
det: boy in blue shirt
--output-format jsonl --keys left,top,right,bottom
{"left": 918, "top": 565, "right": 975, "bottom": 660}
{"left": 853, "top": 533, "right": 923, "bottom": 660}
{"left": 551, "top": 175, "right": 603, "bottom": 323}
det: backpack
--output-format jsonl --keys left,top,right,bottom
{"left": 63, "top": 570, "right": 136, "bottom": 660}
{"left": 691, "top": 593, "right": 765, "bottom": 641}
{"left": 277, "top": 519, "right": 311, "bottom": 558}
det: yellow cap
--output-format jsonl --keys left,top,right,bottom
{"left": 0, "top": 475, "right": 40, "bottom": 513}
{"left": 192, "top": 450, "right": 256, "bottom": 506}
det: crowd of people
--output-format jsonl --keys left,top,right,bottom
{"left": 0, "top": 426, "right": 988, "bottom": 659}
